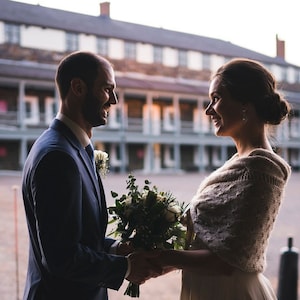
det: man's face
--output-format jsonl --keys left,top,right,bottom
{"left": 82, "top": 64, "right": 118, "bottom": 127}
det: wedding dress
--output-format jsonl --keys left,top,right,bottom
{"left": 180, "top": 149, "right": 290, "bottom": 300}
{"left": 180, "top": 268, "right": 277, "bottom": 300}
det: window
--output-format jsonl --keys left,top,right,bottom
{"left": 109, "top": 143, "right": 122, "bottom": 168}
{"left": 108, "top": 105, "right": 122, "bottom": 129}
{"left": 0, "top": 100, "right": 8, "bottom": 113}
{"left": 201, "top": 100, "right": 212, "bottom": 133}
{"left": 124, "top": 42, "right": 136, "bottom": 60}
{"left": 163, "top": 106, "right": 175, "bottom": 131}
{"left": 163, "top": 145, "right": 175, "bottom": 168}
{"left": 153, "top": 46, "right": 163, "bottom": 63}
{"left": 281, "top": 67, "right": 288, "bottom": 82}
{"left": 24, "top": 96, "right": 39, "bottom": 125}
{"left": 202, "top": 53, "right": 211, "bottom": 70}
{"left": 45, "top": 97, "right": 57, "bottom": 124}
{"left": 297, "top": 70, "right": 300, "bottom": 83}
{"left": 290, "top": 110, "right": 300, "bottom": 138}
{"left": 4, "top": 23, "right": 20, "bottom": 44}
{"left": 66, "top": 32, "right": 78, "bottom": 51}
{"left": 178, "top": 50, "right": 187, "bottom": 67}
{"left": 97, "top": 37, "right": 108, "bottom": 56}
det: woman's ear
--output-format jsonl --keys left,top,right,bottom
{"left": 70, "top": 78, "right": 86, "bottom": 96}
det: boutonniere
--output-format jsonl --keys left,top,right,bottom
{"left": 94, "top": 150, "right": 109, "bottom": 177}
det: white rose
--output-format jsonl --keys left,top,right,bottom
{"left": 141, "top": 190, "right": 149, "bottom": 200}
{"left": 156, "top": 193, "right": 166, "bottom": 202}
{"left": 165, "top": 204, "right": 181, "bottom": 222}
{"left": 122, "top": 195, "right": 132, "bottom": 206}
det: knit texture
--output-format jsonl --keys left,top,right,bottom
{"left": 190, "top": 149, "right": 291, "bottom": 273}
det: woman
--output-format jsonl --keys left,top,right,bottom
{"left": 156, "top": 58, "right": 291, "bottom": 299}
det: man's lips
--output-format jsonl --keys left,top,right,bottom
{"left": 211, "top": 116, "right": 221, "bottom": 126}
{"left": 102, "top": 106, "right": 109, "bottom": 118}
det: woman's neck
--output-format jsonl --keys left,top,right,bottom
{"left": 234, "top": 136, "right": 272, "bottom": 158}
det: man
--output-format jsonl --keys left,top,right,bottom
{"left": 22, "top": 51, "right": 159, "bottom": 300}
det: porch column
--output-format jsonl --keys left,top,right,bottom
{"left": 198, "top": 144, "right": 206, "bottom": 172}
{"left": 117, "top": 89, "right": 127, "bottom": 173}
{"left": 174, "top": 143, "right": 181, "bottom": 171}
{"left": 143, "top": 143, "right": 153, "bottom": 173}
{"left": 173, "top": 94, "right": 180, "bottom": 136}
{"left": 19, "top": 138, "right": 27, "bottom": 169}
{"left": 18, "top": 80, "right": 26, "bottom": 130}
{"left": 221, "top": 145, "right": 228, "bottom": 163}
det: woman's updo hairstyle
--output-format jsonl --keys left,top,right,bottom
{"left": 212, "top": 58, "right": 291, "bottom": 125}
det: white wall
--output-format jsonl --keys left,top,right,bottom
{"left": 210, "top": 54, "right": 225, "bottom": 72}
{"left": 136, "top": 43, "right": 153, "bottom": 64}
{"left": 164, "top": 47, "right": 177, "bottom": 67}
{"left": 79, "top": 33, "right": 96, "bottom": 52}
{"left": 286, "top": 66, "right": 297, "bottom": 84}
{"left": 0, "top": 20, "right": 298, "bottom": 86}
{"left": 21, "top": 25, "right": 65, "bottom": 51}
{"left": 188, "top": 51, "right": 202, "bottom": 70}
{"left": 0, "top": 22, "right": 4, "bottom": 43}
{"left": 270, "top": 64, "right": 282, "bottom": 82}
{"left": 109, "top": 38, "right": 124, "bottom": 59}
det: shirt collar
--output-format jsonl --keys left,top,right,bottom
{"left": 56, "top": 113, "right": 90, "bottom": 148}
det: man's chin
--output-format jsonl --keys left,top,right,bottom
{"left": 93, "top": 119, "right": 107, "bottom": 127}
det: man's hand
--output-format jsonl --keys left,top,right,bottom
{"left": 126, "top": 251, "right": 162, "bottom": 285}
{"left": 116, "top": 242, "right": 134, "bottom": 256}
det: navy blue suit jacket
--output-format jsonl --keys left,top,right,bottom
{"left": 22, "top": 119, "right": 127, "bottom": 300}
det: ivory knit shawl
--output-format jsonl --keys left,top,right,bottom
{"left": 190, "top": 149, "right": 291, "bottom": 273}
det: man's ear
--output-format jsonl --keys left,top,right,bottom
{"left": 70, "top": 78, "right": 86, "bottom": 96}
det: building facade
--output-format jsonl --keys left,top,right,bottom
{"left": 0, "top": 0, "right": 300, "bottom": 173}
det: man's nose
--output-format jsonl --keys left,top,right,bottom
{"left": 110, "top": 90, "right": 118, "bottom": 104}
{"left": 205, "top": 103, "right": 213, "bottom": 115}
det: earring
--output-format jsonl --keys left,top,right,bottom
{"left": 242, "top": 109, "right": 248, "bottom": 122}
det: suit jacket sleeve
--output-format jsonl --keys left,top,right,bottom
{"left": 31, "top": 150, "right": 127, "bottom": 289}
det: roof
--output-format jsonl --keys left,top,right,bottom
{"left": 0, "top": 59, "right": 209, "bottom": 95}
{"left": 0, "top": 0, "right": 294, "bottom": 67}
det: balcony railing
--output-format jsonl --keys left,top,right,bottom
{"left": 126, "top": 118, "right": 143, "bottom": 132}
{"left": 0, "top": 111, "right": 19, "bottom": 127}
{"left": 1, "top": 112, "right": 299, "bottom": 143}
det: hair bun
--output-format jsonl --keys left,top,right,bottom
{"left": 259, "top": 93, "right": 290, "bottom": 125}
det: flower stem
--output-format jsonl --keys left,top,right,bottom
{"left": 124, "top": 282, "right": 140, "bottom": 297}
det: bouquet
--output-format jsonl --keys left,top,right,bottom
{"left": 108, "top": 174, "right": 187, "bottom": 297}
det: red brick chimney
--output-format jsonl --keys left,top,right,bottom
{"left": 276, "top": 34, "right": 285, "bottom": 59}
{"left": 100, "top": 2, "right": 110, "bottom": 17}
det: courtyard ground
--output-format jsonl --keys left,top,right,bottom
{"left": 1, "top": 171, "right": 299, "bottom": 300}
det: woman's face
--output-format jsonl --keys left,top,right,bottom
{"left": 206, "top": 76, "right": 246, "bottom": 139}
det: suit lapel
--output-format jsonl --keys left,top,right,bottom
{"left": 80, "top": 148, "right": 102, "bottom": 200}
{"left": 50, "top": 119, "right": 102, "bottom": 213}
{"left": 97, "top": 173, "right": 108, "bottom": 228}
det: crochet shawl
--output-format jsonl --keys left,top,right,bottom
{"left": 190, "top": 149, "right": 291, "bottom": 273}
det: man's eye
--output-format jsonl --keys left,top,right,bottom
{"left": 212, "top": 96, "right": 220, "bottom": 103}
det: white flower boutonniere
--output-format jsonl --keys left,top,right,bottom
{"left": 94, "top": 150, "right": 109, "bottom": 177}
